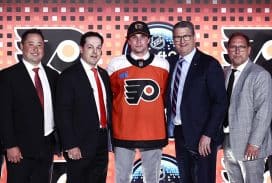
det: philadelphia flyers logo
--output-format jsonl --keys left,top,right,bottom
{"left": 15, "top": 27, "right": 83, "bottom": 72}
{"left": 125, "top": 79, "right": 160, "bottom": 105}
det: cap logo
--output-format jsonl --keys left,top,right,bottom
{"left": 135, "top": 23, "right": 144, "bottom": 30}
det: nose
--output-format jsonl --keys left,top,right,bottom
{"left": 33, "top": 45, "right": 39, "bottom": 51}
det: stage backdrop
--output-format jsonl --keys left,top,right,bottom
{"left": 0, "top": 0, "right": 272, "bottom": 182}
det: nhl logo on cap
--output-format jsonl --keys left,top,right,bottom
{"left": 127, "top": 21, "right": 151, "bottom": 38}
{"left": 135, "top": 23, "right": 144, "bottom": 30}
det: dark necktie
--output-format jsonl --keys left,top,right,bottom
{"left": 32, "top": 68, "right": 44, "bottom": 109}
{"left": 223, "top": 69, "right": 237, "bottom": 127}
{"left": 92, "top": 68, "right": 107, "bottom": 128}
{"left": 171, "top": 58, "right": 184, "bottom": 116}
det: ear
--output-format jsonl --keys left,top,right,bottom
{"left": 80, "top": 46, "right": 83, "bottom": 54}
{"left": 20, "top": 42, "right": 23, "bottom": 50}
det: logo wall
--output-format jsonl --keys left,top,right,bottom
{"left": 15, "top": 27, "right": 83, "bottom": 72}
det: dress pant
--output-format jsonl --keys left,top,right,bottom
{"left": 174, "top": 125, "right": 217, "bottom": 183}
{"left": 223, "top": 134, "right": 265, "bottom": 183}
{"left": 64, "top": 129, "right": 108, "bottom": 183}
{"left": 114, "top": 147, "right": 162, "bottom": 183}
{"left": 6, "top": 134, "right": 54, "bottom": 183}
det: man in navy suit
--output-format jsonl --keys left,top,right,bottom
{"left": 0, "top": 29, "right": 59, "bottom": 183}
{"left": 166, "top": 21, "right": 227, "bottom": 183}
{"left": 56, "top": 31, "right": 112, "bottom": 183}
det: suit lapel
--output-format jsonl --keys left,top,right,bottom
{"left": 182, "top": 50, "right": 201, "bottom": 97}
{"left": 231, "top": 61, "right": 252, "bottom": 101}
{"left": 17, "top": 62, "right": 43, "bottom": 108}
{"left": 75, "top": 61, "right": 94, "bottom": 93}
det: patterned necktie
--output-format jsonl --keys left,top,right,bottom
{"left": 223, "top": 69, "right": 237, "bottom": 127}
{"left": 92, "top": 68, "right": 107, "bottom": 128}
{"left": 171, "top": 58, "right": 184, "bottom": 116}
{"left": 32, "top": 68, "right": 44, "bottom": 109}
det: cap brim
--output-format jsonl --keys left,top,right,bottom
{"left": 127, "top": 31, "right": 151, "bottom": 38}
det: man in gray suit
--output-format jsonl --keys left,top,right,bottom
{"left": 223, "top": 32, "right": 272, "bottom": 183}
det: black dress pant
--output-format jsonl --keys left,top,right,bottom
{"left": 6, "top": 134, "right": 54, "bottom": 183}
{"left": 174, "top": 125, "right": 217, "bottom": 183}
{"left": 64, "top": 129, "right": 109, "bottom": 183}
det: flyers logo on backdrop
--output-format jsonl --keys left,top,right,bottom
{"left": 221, "top": 27, "right": 272, "bottom": 66}
{"left": 15, "top": 27, "right": 83, "bottom": 72}
{"left": 125, "top": 79, "right": 160, "bottom": 105}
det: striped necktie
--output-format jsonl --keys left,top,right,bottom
{"left": 171, "top": 58, "right": 184, "bottom": 116}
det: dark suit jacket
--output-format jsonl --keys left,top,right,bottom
{"left": 0, "top": 61, "right": 59, "bottom": 158}
{"left": 56, "top": 60, "right": 112, "bottom": 158}
{"left": 167, "top": 49, "right": 227, "bottom": 151}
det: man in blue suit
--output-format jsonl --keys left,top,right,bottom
{"left": 166, "top": 21, "right": 227, "bottom": 183}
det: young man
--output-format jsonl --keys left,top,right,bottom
{"left": 107, "top": 21, "right": 169, "bottom": 183}
{"left": 223, "top": 32, "right": 272, "bottom": 183}
{"left": 56, "top": 31, "right": 111, "bottom": 183}
{"left": 166, "top": 21, "right": 227, "bottom": 183}
{"left": 0, "top": 28, "right": 59, "bottom": 183}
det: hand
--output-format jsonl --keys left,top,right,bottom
{"left": 198, "top": 135, "right": 211, "bottom": 157}
{"left": 244, "top": 144, "right": 259, "bottom": 161}
{"left": 67, "top": 147, "right": 82, "bottom": 160}
{"left": 7, "top": 146, "right": 23, "bottom": 163}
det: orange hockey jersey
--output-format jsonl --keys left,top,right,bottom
{"left": 107, "top": 53, "right": 169, "bottom": 148}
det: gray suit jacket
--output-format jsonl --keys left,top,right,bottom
{"left": 226, "top": 61, "right": 272, "bottom": 160}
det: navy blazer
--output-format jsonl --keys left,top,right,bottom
{"left": 56, "top": 60, "right": 112, "bottom": 158}
{"left": 0, "top": 61, "right": 59, "bottom": 157}
{"left": 166, "top": 49, "right": 227, "bottom": 151}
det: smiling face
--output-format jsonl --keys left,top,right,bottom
{"left": 227, "top": 35, "right": 251, "bottom": 68}
{"left": 80, "top": 36, "right": 102, "bottom": 67}
{"left": 173, "top": 27, "right": 196, "bottom": 57}
{"left": 20, "top": 33, "right": 44, "bottom": 66}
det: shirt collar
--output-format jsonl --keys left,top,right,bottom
{"left": 22, "top": 59, "right": 43, "bottom": 72}
{"left": 231, "top": 59, "right": 249, "bottom": 73}
{"left": 179, "top": 48, "right": 196, "bottom": 65}
{"left": 80, "top": 58, "right": 98, "bottom": 71}
{"left": 130, "top": 52, "right": 150, "bottom": 60}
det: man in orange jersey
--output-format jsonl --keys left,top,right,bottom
{"left": 107, "top": 21, "right": 169, "bottom": 183}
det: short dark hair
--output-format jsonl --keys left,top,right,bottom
{"left": 80, "top": 31, "right": 104, "bottom": 47}
{"left": 21, "top": 28, "right": 45, "bottom": 44}
{"left": 227, "top": 32, "right": 251, "bottom": 47}
{"left": 173, "top": 21, "right": 195, "bottom": 36}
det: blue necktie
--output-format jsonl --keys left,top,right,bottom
{"left": 171, "top": 58, "right": 184, "bottom": 116}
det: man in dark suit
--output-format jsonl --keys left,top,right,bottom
{"left": 166, "top": 21, "right": 227, "bottom": 183}
{"left": 56, "top": 31, "right": 111, "bottom": 183}
{"left": 0, "top": 29, "right": 59, "bottom": 183}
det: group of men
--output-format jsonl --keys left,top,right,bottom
{"left": 0, "top": 20, "right": 271, "bottom": 183}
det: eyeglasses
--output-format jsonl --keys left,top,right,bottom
{"left": 228, "top": 45, "right": 248, "bottom": 52}
{"left": 173, "top": 35, "right": 193, "bottom": 42}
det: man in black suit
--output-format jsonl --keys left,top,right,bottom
{"left": 56, "top": 31, "right": 111, "bottom": 183}
{"left": 166, "top": 21, "right": 227, "bottom": 183}
{"left": 0, "top": 29, "right": 59, "bottom": 183}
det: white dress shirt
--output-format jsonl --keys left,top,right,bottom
{"left": 171, "top": 48, "right": 196, "bottom": 125}
{"left": 223, "top": 59, "right": 249, "bottom": 133}
{"left": 80, "top": 59, "right": 107, "bottom": 126}
{"left": 23, "top": 60, "right": 54, "bottom": 136}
